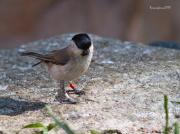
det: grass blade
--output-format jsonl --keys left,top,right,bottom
{"left": 42, "top": 128, "right": 48, "bottom": 134}
{"left": 164, "top": 95, "right": 169, "bottom": 134}
{"left": 23, "top": 123, "right": 45, "bottom": 129}
{"left": 90, "top": 130, "right": 101, "bottom": 134}
{"left": 45, "top": 105, "right": 76, "bottom": 134}
{"left": 47, "top": 123, "right": 57, "bottom": 131}
{"left": 174, "top": 122, "right": 179, "bottom": 134}
{"left": 171, "top": 101, "right": 180, "bottom": 104}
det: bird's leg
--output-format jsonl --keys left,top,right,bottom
{"left": 56, "top": 80, "right": 77, "bottom": 104}
{"left": 66, "top": 82, "right": 85, "bottom": 95}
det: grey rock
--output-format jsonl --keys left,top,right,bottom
{"left": 149, "top": 41, "right": 180, "bottom": 50}
{"left": 0, "top": 34, "right": 180, "bottom": 134}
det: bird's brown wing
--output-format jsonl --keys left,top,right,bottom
{"left": 47, "top": 47, "right": 71, "bottom": 65}
{"left": 20, "top": 47, "right": 71, "bottom": 65}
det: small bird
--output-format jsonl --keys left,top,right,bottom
{"left": 20, "top": 33, "right": 94, "bottom": 104}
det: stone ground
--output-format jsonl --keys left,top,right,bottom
{"left": 0, "top": 34, "right": 180, "bottom": 134}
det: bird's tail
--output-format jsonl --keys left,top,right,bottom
{"left": 19, "top": 51, "right": 51, "bottom": 60}
{"left": 19, "top": 51, "right": 43, "bottom": 58}
{"left": 19, "top": 51, "right": 51, "bottom": 67}
{"left": 20, "top": 51, "right": 45, "bottom": 60}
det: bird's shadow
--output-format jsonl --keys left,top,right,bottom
{"left": 0, "top": 97, "right": 46, "bottom": 116}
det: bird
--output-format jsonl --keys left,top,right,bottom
{"left": 20, "top": 33, "right": 94, "bottom": 104}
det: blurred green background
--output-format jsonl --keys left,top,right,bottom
{"left": 0, "top": 0, "right": 179, "bottom": 48}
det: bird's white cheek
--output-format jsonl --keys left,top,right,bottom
{"left": 75, "top": 49, "right": 82, "bottom": 56}
{"left": 70, "top": 45, "right": 82, "bottom": 56}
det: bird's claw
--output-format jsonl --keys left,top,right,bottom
{"left": 55, "top": 91, "right": 78, "bottom": 104}
{"left": 55, "top": 96, "right": 78, "bottom": 104}
{"left": 66, "top": 89, "right": 85, "bottom": 95}
{"left": 74, "top": 90, "right": 85, "bottom": 95}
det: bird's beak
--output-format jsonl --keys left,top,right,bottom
{"left": 81, "top": 50, "right": 89, "bottom": 56}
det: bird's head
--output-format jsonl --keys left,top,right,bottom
{"left": 72, "top": 33, "right": 91, "bottom": 51}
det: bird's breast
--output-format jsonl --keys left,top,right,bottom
{"left": 47, "top": 49, "right": 93, "bottom": 81}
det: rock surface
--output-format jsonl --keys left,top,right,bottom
{"left": 0, "top": 34, "right": 180, "bottom": 134}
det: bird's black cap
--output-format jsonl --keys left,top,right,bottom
{"left": 72, "top": 33, "right": 91, "bottom": 50}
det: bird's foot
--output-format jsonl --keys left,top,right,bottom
{"left": 66, "top": 89, "right": 85, "bottom": 95}
{"left": 67, "top": 83, "right": 85, "bottom": 95}
{"left": 55, "top": 93, "right": 78, "bottom": 104}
